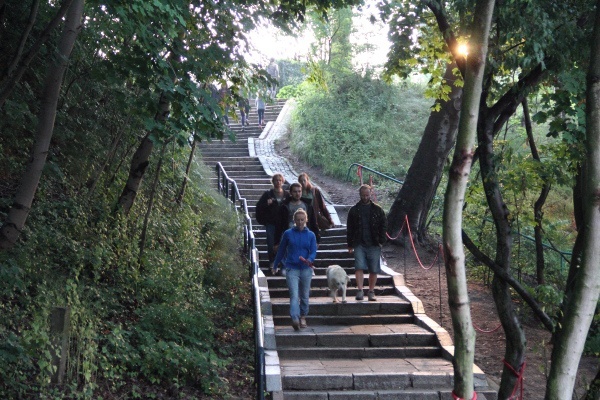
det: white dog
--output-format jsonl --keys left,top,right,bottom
{"left": 326, "top": 265, "right": 350, "bottom": 303}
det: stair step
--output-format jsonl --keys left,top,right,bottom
{"left": 270, "top": 296, "right": 413, "bottom": 316}
{"left": 267, "top": 287, "right": 396, "bottom": 298}
{"left": 277, "top": 347, "right": 443, "bottom": 360}
{"left": 275, "top": 323, "right": 437, "bottom": 347}
{"left": 266, "top": 275, "right": 394, "bottom": 288}
{"left": 272, "top": 314, "right": 415, "bottom": 326}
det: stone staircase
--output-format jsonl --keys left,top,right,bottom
{"left": 198, "top": 100, "right": 499, "bottom": 400}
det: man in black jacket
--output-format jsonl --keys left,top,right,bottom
{"left": 346, "top": 185, "right": 387, "bottom": 301}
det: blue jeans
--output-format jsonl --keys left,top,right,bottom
{"left": 266, "top": 224, "right": 276, "bottom": 263}
{"left": 285, "top": 267, "right": 313, "bottom": 321}
{"left": 354, "top": 244, "right": 381, "bottom": 274}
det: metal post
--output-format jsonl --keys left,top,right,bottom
{"left": 50, "top": 306, "right": 70, "bottom": 385}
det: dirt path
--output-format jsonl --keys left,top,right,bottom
{"left": 274, "top": 134, "right": 598, "bottom": 400}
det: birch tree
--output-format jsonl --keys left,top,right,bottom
{"left": 442, "top": 0, "right": 494, "bottom": 398}
{"left": 0, "top": 0, "right": 84, "bottom": 250}
{"left": 545, "top": 1, "right": 600, "bottom": 396}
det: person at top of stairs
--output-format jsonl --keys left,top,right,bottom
{"left": 255, "top": 173, "right": 290, "bottom": 269}
{"left": 256, "top": 93, "right": 266, "bottom": 127}
{"left": 347, "top": 184, "right": 387, "bottom": 302}
{"left": 272, "top": 209, "right": 317, "bottom": 331}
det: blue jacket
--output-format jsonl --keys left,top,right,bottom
{"left": 273, "top": 227, "right": 317, "bottom": 271}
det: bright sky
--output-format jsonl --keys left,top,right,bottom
{"left": 245, "top": 3, "right": 391, "bottom": 71}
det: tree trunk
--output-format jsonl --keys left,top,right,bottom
{"left": 139, "top": 142, "right": 168, "bottom": 264}
{"left": 441, "top": 1, "right": 494, "bottom": 398}
{"left": 85, "top": 123, "right": 124, "bottom": 196}
{"left": 176, "top": 137, "right": 197, "bottom": 205}
{"left": 523, "top": 98, "right": 551, "bottom": 284}
{"left": 0, "top": 0, "right": 84, "bottom": 250}
{"left": 545, "top": 3, "right": 600, "bottom": 396}
{"left": 0, "top": 0, "right": 75, "bottom": 109}
{"left": 387, "top": 62, "right": 462, "bottom": 242}
{"left": 115, "top": 92, "right": 170, "bottom": 215}
{"left": 477, "top": 110, "right": 527, "bottom": 400}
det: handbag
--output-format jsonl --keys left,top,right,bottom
{"left": 312, "top": 189, "right": 332, "bottom": 230}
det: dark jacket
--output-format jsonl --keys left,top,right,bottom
{"left": 302, "top": 187, "right": 333, "bottom": 225}
{"left": 255, "top": 189, "right": 290, "bottom": 226}
{"left": 346, "top": 200, "right": 387, "bottom": 248}
{"left": 275, "top": 198, "right": 320, "bottom": 245}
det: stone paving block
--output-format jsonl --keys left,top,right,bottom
{"left": 411, "top": 371, "right": 453, "bottom": 388}
{"left": 377, "top": 389, "right": 440, "bottom": 400}
{"left": 278, "top": 335, "right": 318, "bottom": 347}
{"left": 266, "top": 365, "right": 282, "bottom": 391}
{"left": 283, "top": 374, "right": 353, "bottom": 390}
{"left": 370, "top": 333, "right": 408, "bottom": 347}
{"left": 354, "top": 372, "right": 411, "bottom": 390}
{"left": 317, "top": 333, "right": 369, "bottom": 347}
{"left": 265, "top": 349, "right": 280, "bottom": 366}
{"left": 365, "top": 358, "right": 415, "bottom": 373}
{"left": 328, "top": 390, "right": 377, "bottom": 399}
{"left": 282, "top": 391, "right": 328, "bottom": 400}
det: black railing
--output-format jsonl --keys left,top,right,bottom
{"left": 215, "top": 162, "right": 265, "bottom": 399}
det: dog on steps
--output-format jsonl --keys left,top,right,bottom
{"left": 326, "top": 265, "right": 350, "bottom": 303}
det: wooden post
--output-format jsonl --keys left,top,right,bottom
{"left": 50, "top": 306, "right": 70, "bottom": 385}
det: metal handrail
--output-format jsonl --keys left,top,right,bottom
{"left": 346, "top": 163, "right": 404, "bottom": 185}
{"left": 215, "top": 162, "right": 265, "bottom": 399}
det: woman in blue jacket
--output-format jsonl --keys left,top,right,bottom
{"left": 272, "top": 209, "right": 317, "bottom": 331}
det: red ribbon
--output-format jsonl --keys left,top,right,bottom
{"left": 452, "top": 391, "right": 477, "bottom": 400}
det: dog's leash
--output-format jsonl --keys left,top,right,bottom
{"left": 299, "top": 256, "right": 316, "bottom": 275}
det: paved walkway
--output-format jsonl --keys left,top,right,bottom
{"left": 250, "top": 99, "right": 342, "bottom": 227}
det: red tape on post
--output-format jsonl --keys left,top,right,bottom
{"left": 452, "top": 391, "right": 477, "bottom": 400}
{"left": 503, "top": 359, "right": 526, "bottom": 400}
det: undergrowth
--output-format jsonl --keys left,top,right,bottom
{"left": 0, "top": 159, "right": 254, "bottom": 399}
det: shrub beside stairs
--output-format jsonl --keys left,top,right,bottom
{"left": 199, "top": 100, "right": 499, "bottom": 400}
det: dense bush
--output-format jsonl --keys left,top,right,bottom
{"left": 288, "top": 74, "right": 431, "bottom": 180}
{"left": 0, "top": 157, "right": 253, "bottom": 398}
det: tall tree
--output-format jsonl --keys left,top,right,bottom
{"left": 387, "top": 62, "right": 462, "bottom": 241}
{"left": 0, "top": 0, "right": 84, "bottom": 250}
{"left": 545, "top": 1, "right": 600, "bottom": 396}
{"left": 442, "top": 0, "right": 494, "bottom": 398}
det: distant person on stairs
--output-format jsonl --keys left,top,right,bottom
{"left": 266, "top": 58, "right": 280, "bottom": 98}
{"left": 218, "top": 83, "right": 230, "bottom": 127}
{"left": 298, "top": 173, "right": 334, "bottom": 229}
{"left": 272, "top": 209, "right": 317, "bottom": 331}
{"left": 347, "top": 184, "right": 387, "bottom": 301}
{"left": 238, "top": 96, "right": 250, "bottom": 129}
{"left": 256, "top": 94, "right": 265, "bottom": 127}
{"left": 255, "top": 173, "right": 289, "bottom": 270}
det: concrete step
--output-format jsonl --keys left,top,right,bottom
{"left": 266, "top": 275, "right": 394, "bottom": 288}
{"left": 277, "top": 347, "right": 443, "bottom": 360}
{"left": 267, "top": 286, "right": 396, "bottom": 298}
{"left": 275, "top": 323, "right": 438, "bottom": 347}
{"left": 261, "top": 259, "right": 355, "bottom": 269}
{"left": 252, "top": 241, "right": 348, "bottom": 253}
{"left": 272, "top": 314, "right": 416, "bottom": 326}
{"left": 270, "top": 295, "right": 413, "bottom": 316}
{"left": 278, "top": 357, "right": 497, "bottom": 399}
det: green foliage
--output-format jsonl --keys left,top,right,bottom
{"left": 0, "top": 157, "right": 252, "bottom": 397}
{"left": 289, "top": 73, "right": 431, "bottom": 179}
{"left": 279, "top": 60, "right": 308, "bottom": 88}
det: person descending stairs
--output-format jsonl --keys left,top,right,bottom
{"left": 198, "top": 99, "right": 499, "bottom": 399}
